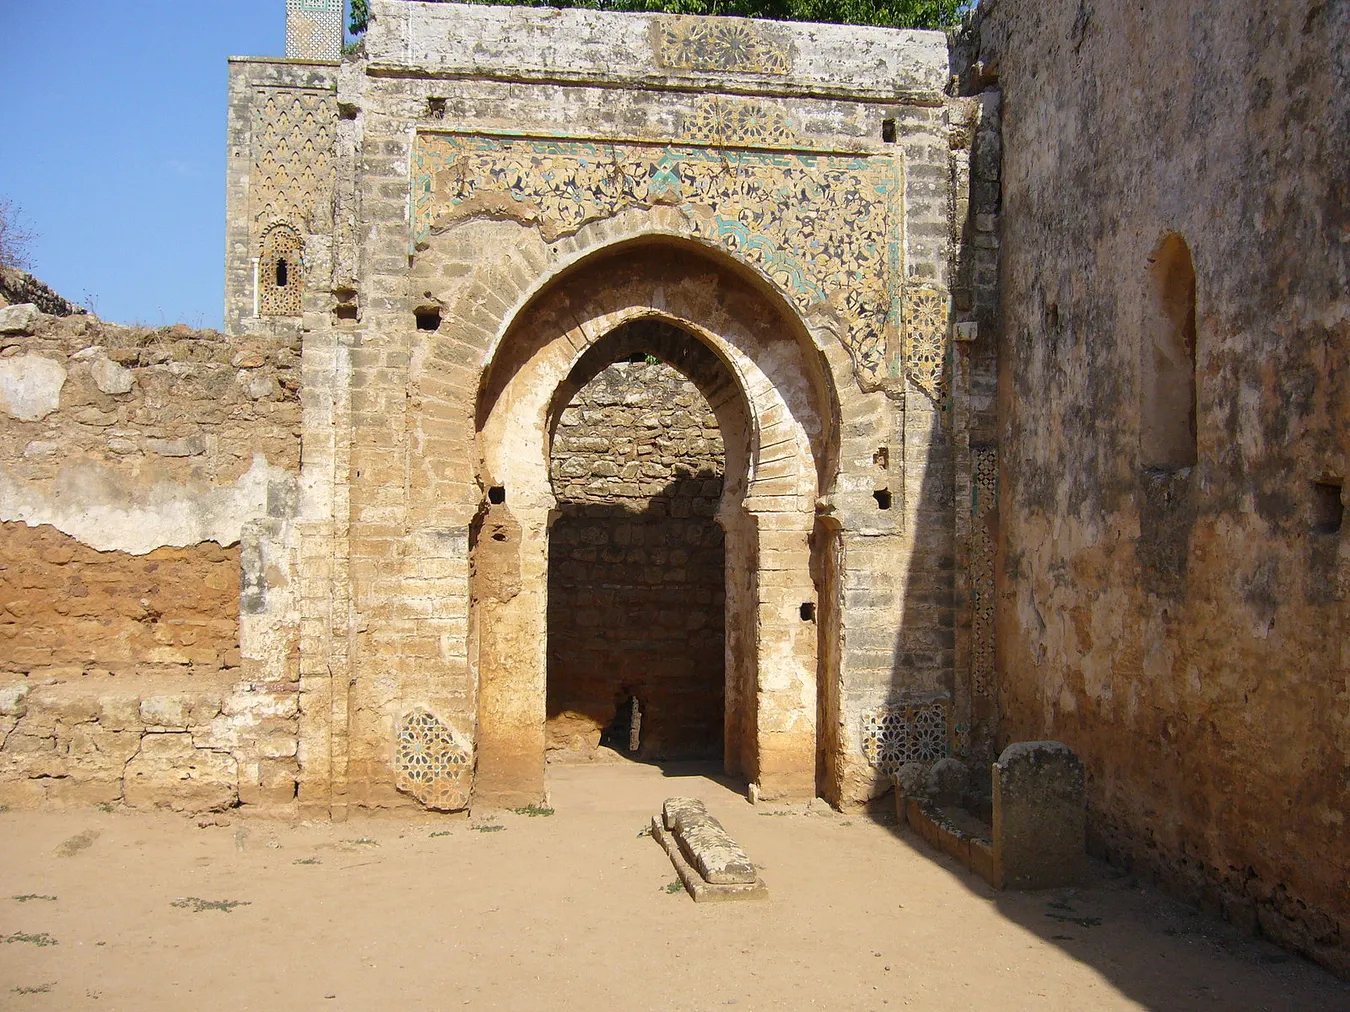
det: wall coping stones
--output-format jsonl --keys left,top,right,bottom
{"left": 366, "top": 0, "right": 948, "bottom": 104}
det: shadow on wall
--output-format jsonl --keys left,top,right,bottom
{"left": 546, "top": 472, "right": 727, "bottom": 763}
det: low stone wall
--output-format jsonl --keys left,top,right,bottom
{"left": 0, "top": 307, "right": 302, "bottom": 811}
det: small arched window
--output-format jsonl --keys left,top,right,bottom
{"left": 259, "top": 223, "right": 303, "bottom": 317}
{"left": 1140, "top": 233, "right": 1198, "bottom": 470}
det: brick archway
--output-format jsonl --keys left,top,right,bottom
{"left": 470, "top": 237, "right": 839, "bottom": 805}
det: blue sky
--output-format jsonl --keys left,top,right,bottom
{"left": 1, "top": 2, "right": 320, "bottom": 328}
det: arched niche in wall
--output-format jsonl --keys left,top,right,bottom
{"left": 1140, "top": 233, "right": 1198, "bottom": 470}
{"left": 258, "top": 222, "right": 303, "bottom": 317}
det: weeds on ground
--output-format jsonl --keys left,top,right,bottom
{"left": 293, "top": 857, "right": 321, "bottom": 865}
{"left": 96, "top": 802, "right": 115, "bottom": 813}
{"left": 13, "top": 895, "right": 56, "bottom": 903}
{"left": 13, "top": 983, "right": 54, "bottom": 994}
{"left": 429, "top": 830, "right": 452, "bottom": 838}
{"left": 663, "top": 879, "right": 686, "bottom": 894}
{"left": 346, "top": 838, "right": 378, "bottom": 847}
{"left": 472, "top": 823, "right": 505, "bottom": 833}
{"left": 512, "top": 804, "right": 554, "bottom": 817}
{"left": 3, "top": 933, "right": 57, "bottom": 947}
{"left": 171, "top": 897, "right": 251, "bottom": 913}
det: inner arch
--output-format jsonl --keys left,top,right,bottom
{"left": 546, "top": 321, "right": 739, "bottom": 761}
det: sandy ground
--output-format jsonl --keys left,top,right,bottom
{"left": 1, "top": 760, "right": 1348, "bottom": 1012}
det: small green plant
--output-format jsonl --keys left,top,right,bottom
{"left": 3, "top": 933, "right": 57, "bottom": 947}
{"left": 13, "top": 895, "right": 56, "bottom": 903}
{"left": 293, "top": 857, "right": 320, "bottom": 865}
{"left": 0, "top": 804, "right": 11, "bottom": 814}
{"left": 171, "top": 897, "right": 250, "bottom": 913}
{"left": 636, "top": 826, "right": 651, "bottom": 838}
{"left": 96, "top": 802, "right": 115, "bottom": 813}
{"left": 13, "top": 983, "right": 54, "bottom": 994}
{"left": 429, "top": 830, "right": 452, "bottom": 838}
{"left": 663, "top": 879, "right": 686, "bottom": 894}
{"left": 472, "top": 823, "right": 505, "bottom": 833}
{"left": 512, "top": 804, "right": 555, "bottom": 817}
{"left": 346, "top": 837, "right": 379, "bottom": 847}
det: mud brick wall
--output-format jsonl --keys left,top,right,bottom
{"left": 0, "top": 524, "right": 240, "bottom": 672}
{"left": 977, "top": 0, "right": 1349, "bottom": 977}
{"left": 547, "top": 359, "right": 726, "bottom": 759}
{"left": 0, "top": 309, "right": 302, "bottom": 811}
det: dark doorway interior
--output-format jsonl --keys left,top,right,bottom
{"left": 545, "top": 333, "right": 727, "bottom": 761}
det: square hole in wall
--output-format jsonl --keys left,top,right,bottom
{"left": 1311, "top": 480, "right": 1343, "bottom": 535}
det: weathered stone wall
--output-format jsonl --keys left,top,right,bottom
{"left": 0, "top": 309, "right": 302, "bottom": 811}
{"left": 0, "top": 267, "right": 86, "bottom": 317}
{"left": 977, "top": 0, "right": 1349, "bottom": 975}
{"left": 547, "top": 358, "right": 725, "bottom": 759}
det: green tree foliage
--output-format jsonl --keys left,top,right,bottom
{"left": 349, "top": 0, "right": 960, "bottom": 35}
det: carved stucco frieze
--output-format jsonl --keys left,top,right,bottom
{"left": 653, "top": 15, "right": 794, "bottom": 75}
{"left": 412, "top": 132, "right": 910, "bottom": 390}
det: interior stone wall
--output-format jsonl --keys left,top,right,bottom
{"left": 546, "top": 357, "right": 726, "bottom": 760}
{"left": 975, "top": 0, "right": 1349, "bottom": 976}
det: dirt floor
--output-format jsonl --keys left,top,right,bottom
{"left": 2, "top": 760, "right": 1348, "bottom": 1011}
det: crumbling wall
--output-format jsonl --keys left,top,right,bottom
{"left": 0, "top": 308, "right": 302, "bottom": 811}
{"left": 547, "top": 358, "right": 726, "bottom": 759}
{"left": 979, "top": 0, "right": 1349, "bottom": 976}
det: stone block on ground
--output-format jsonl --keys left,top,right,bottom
{"left": 654, "top": 796, "right": 766, "bottom": 902}
{"left": 992, "top": 740, "right": 1085, "bottom": 890}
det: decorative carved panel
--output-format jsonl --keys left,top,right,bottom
{"left": 971, "top": 445, "right": 997, "bottom": 698}
{"left": 249, "top": 88, "right": 335, "bottom": 241}
{"left": 395, "top": 708, "right": 472, "bottom": 811}
{"left": 860, "top": 698, "right": 951, "bottom": 774}
{"left": 258, "top": 223, "right": 303, "bottom": 317}
{"left": 902, "top": 285, "right": 949, "bottom": 403}
{"left": 655, "top": 16, "right": 793, "bottom": 75}
{"left": 412, "top": 133, "right": 901, "bottom": 388}
{"left": 681, "top": 96, "right": 795, "bottom": 146}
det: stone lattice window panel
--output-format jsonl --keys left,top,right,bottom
{"left": 860, "top": 699, "right": 951, "bottom": 774}
{"left": 249, "top": 89, "right": 336, "bottom": 240}
{"left": 413, "top": 134, "right": 898, "bottom": 389}
{"left": 903, "top": 286, "right": 949, "bottom": 403}
{"left": 655, "top": 16, "right": 792, "bottom": 75}
{"left": 971, "top": 445, "right": 998, "bottom": 697}
{"left": 258, "top": 223, "right": 303, "bottom": 317}
{"left": 395, "top": 708, "right": 472, "bottom": 811}
{"left": 681, "top": 97, "right": 795, "bottom": 147}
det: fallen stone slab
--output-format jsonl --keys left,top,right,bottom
{"left": 652, "top": 797, "right": 767, "bottom": 902}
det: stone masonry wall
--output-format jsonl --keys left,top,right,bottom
{"left": 978, "top": 0, "right": 1349, "bottom": 976}
{"left": 0, "top": 307, "right": 302, "bottom": 811}
{"left": 547, "top": 358, "right": 726, "bottom": 760}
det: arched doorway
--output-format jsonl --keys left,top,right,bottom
{"left": 470, "top": 236, "right": 839, "bottom": 806}
{"left": 545, "top": 321, "right": 740, "bottom": 762}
